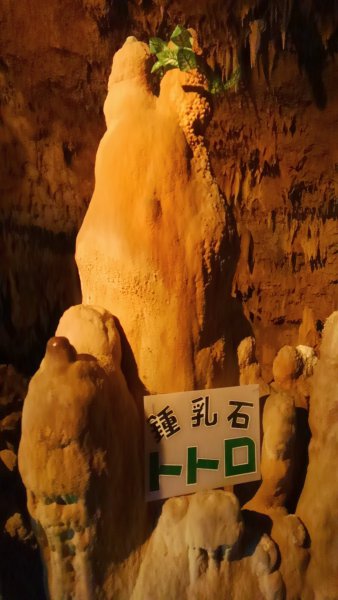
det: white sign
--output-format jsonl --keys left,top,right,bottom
{"left": 144, "top": 385, "right": 260, "bottom": 501}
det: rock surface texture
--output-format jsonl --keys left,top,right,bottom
{"left": 2, "top": 2, "right": 337, "bottom": 598}
{"left": 76, "top": 36, "right": 238, "bottom": 394}
{"left": 19, "top": 307, "right": 146, "bottom": 600}
{"left": 1, "top": 0, "right": 337, "bottom": 377}
{"left": 297, "top": 311, "right": 338, "bottom": 600}
{"left": 20, "top": 307, "right": 338, "bottom": 599}
{"left": 13, "top": 32, "right": 338, "bottom": 590}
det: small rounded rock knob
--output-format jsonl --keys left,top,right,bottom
{"left": 46, "top": 336, "right": 76, "bottom": 365}
{"left": 272, "top": 345, "right": 302, "bottom": 386}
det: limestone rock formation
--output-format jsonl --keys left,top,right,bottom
{"left": 297, "top": 311, "right": 338, "bottom": 600}
{"left": 76, "top": 36, "right": 236, "bottom": 395}
{"left": 237, "top": 336, "right": 270, "bottom": 396}
{"left": 246, "top": 387, "right": 296, "bottom": 513}
{"left": 5, "top": 10, "right": 337, "bottom": 598}
{"left": 20, "top": 325, "right": 295, "bottom": 600}
{"left": 18, "top": 308, "right": 338, "bottom": 600}
{"left": 241, "top": 346, "right": 310, "bottom": 600}
{"left": 238, "top": 338, "right": 314, "bottom": 516}
{"left": 133, "top": 490, "right": 286, "bottom": 600}
{"left": 2, "top": 1, "right": 337, "bottom": 378}
{"left": 272, "top": 344, "right": 317, "bottom": 410}
{"left": 19, "top": 308, "right": 146, "bottom": 600}
{"left": 298, "top": 307, "right": 320, "bottom": 350}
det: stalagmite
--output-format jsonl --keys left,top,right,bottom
{"left": 19, "top": 307, "right": 146, "bottom": 600}
{"left": 297, "top": 311, "right": 338, "bottom": 600}
{"left": 76, "top": 36, "right": 234, "bottom": 395}
{"left": 237, "top": 336, "right": 270, "bottom": 395}
{"left": 249, "top": 20, "right": 264, "bottom": 69}
{"left": 272, "top": 343, "right": 317, "bottom": 409}
{"left": 246, "top": 386, "right": 296, "bottom": 512}
{"left": 13, "top": 19, "right": 338, "bottom": 599}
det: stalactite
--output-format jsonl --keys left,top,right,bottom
{"left": 225, "top": 46, "right": 232, "bottom": 81}
{"left": 249, "top": 20, "right": 264, "bottom": 69}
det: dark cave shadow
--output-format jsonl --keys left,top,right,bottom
{"left": 289, "top": 2, "right": 328, "bottom": 109}
{"left": 113, "top": 316, "right": 149, "bottom": 418}
{"left": 197, "top": 265, "right": 255, "bottom": 387}
{"left": 234, "top": 393, "right": 268, "bottom": 506}
{"left": 236, "top": 0, "right": 332, "bottom": 111}
{"left": 235, "top": 403, "right": 312, "bottom": 514}
{"left": 0, "top": 530, "right": 46, "bottom": 600}
{"left": 0, "top": 115, "right": 82, "bottom": 375}
{"left": 240, "top": 510, "right": 285, "bottom": 574}
{"left": 240, "top": 509, "right": 273, "bottom": 557}
{"left": 196, "top": 158, "right": 255, "bottom": 386}
{"left": 237, "top": 40, "right": 262, "bottom": 124}
{"left": 0, "top": 221, "right": 81, "bottom": 375}
{"left": 285, "top": 406, "right": 311, "bottom": 514}
{"left": 328, "top": 26, "right": 338, "bottom": 55}
{"left": 0, "top": 465, "right": 46, "bottom": 600}
{"left": 104, "top": 317, "right": 159, "bottom": 555}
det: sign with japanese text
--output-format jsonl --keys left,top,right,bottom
{"left": 144, "top": 385, "right": 260, "bottom": 501}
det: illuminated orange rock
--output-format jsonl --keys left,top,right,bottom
{"left": 76, "top": 36, "right": 233, "bottom": 394}
{"left": 16, "top": 22, "right": 337, "bottom": 598}
{"left": 237, "top": 336, "right": 270, "bottom": 396}
{"left": 19, "top": 308, "right": 145, "bottom": 600}
{"left": 297, "top": 311, "right": 338, "bottom": 599}
{"left": 21, "top": 307, "right": 289, "bottom": 600}
{"left": 133, "top": 490, "right": 288, "bottom": 600}
{"left": 242, "top": 341, "right": 311, "bottom": 598}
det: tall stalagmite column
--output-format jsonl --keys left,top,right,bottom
{"left": 76, "top": 36, "right": 235, "bottom": 394}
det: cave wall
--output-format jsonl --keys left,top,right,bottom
{"left": 0, "top": 0, "right": 124, "bottom": 371}
{"left": 209, "top": 56, "right": 338, "bottom": 378}
{"left": 1, "top": 0, "right": 337, "bottom": 375}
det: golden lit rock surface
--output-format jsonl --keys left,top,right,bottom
{"left": 237, "top": 336, "right": 270, "bottom": 396}
{"left": 76, "top": 37, "right": 234, "bottom": 394}
{"left": 297, "top": 311, "right": 338, "bottom": 599}
{"left": 18, "top": 306, "right": 338, "bottom": 599}
{"left": 132, "top": 490, "right": 286, "bottom": 600}
{"left": 1, "top": 3, "right": 337, "bottom": 596}
{"left": 19, "top": 307, "right": 145, "bottom": 599}
{"left": 1, "top": 1, "right": 337, "bottom": 376}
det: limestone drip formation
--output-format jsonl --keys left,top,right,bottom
{"left": 76, "top": 36, "right": 234, "bottom": 394}
{"left": 18, "top": 303, "right": 338, "bottom": 599}
{"left": 13, "top": 34, "right": 338, "bottom": 599}
{"left": 1, "top": 0, "right": 337, "bottom": 375}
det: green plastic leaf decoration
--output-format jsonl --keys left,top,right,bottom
{"left": 149, "top": 37, "right": 167, "bottom": 55}
{"left": 156, "top": 48, "right": 179, "bottom": 69}
{"left": 170, "top": 25, "right": 192, "bottom": 49}
{"left": 151, "top": 60, "right": 163, "bottom": 73}
{"left": 148, "top": 25, "right": 241, "bottom": 95}
{"left": 177, "top": 47, "right": 197, "bottom": 71}
{"left": 62, "top": 493, "right": 78, "bottom": 505}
